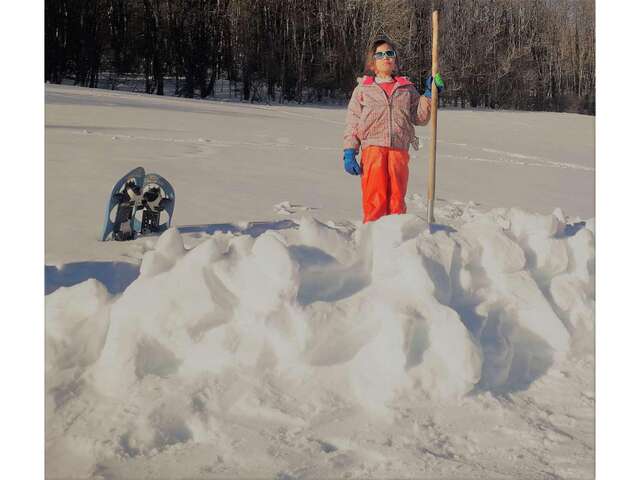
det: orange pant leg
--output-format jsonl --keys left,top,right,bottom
{"left": 387, "top": 148, "right": 410, "bottom": 215}
{"left": 361, "top": 146, "right": 389, "bottom": 223}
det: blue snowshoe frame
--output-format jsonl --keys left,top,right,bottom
{"left": 101, "top": 166, "right": 146, "bottom": 241}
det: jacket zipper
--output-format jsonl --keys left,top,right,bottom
{"left": 388, "top": 83, "right": 401, "bottom": 148}
{"left": 389, "top": 94, "right": 393, "bottom": 147}
{"left": 374, "top": 82, "right": 403, "bottom": 147}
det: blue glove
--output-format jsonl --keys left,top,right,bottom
{"left": 424, "top": 72, "right": 445, "bottom": 98}
{"left": 343, "top": 148, "right": 361, "bottom": 175}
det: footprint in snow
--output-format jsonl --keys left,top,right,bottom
{"left": 273, "top": 201, "right": 314, "bottom": 215}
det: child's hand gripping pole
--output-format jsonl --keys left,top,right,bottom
{"left": 424, "top": 72, "right": 445, "bottom": 99}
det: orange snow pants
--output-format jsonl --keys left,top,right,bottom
{"left": 360, "top": 146, "right": 410, "bottom": 223}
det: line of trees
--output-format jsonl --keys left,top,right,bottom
{"left": 45, "top": 0, "right": 595, "bottom": 114}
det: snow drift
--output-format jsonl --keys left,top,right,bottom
{"left": 45, "top": 207, "right": 594, "bottom": 474}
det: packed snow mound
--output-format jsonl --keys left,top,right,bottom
{"left": 46, "top": 208, "right": 594, "bottom": 462}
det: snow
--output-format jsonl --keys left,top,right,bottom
{"left": 45, "top": 85, "right": 594, "bottom": 479}
{"left": 45, "top": 84, "right": 594, "bottom": 265}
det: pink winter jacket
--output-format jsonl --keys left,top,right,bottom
{"left": 343, "top": 75, "right": 432, "bottom": 153}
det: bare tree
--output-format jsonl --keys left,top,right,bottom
{"left": 45, "top": 0, "right": 596, "bottom": 113}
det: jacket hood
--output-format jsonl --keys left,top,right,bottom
{"left": 357, "top": 75, "right": 414, "bottom": 86}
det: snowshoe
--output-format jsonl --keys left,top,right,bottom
{"left": 101, "top": 167, "right": 145, "bottom": 241}
{"left": 138, "top": 173, "right": 175, "bottom": 236}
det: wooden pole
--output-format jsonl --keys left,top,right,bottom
{"left": 427, "top": 10, "right": 439, "bottom": 224}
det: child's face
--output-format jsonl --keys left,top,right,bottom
{"left": 374, "top": 43, "right": 396, "bottom": 76}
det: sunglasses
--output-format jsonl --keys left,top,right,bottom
{"left": 373, "top": 50, "right": 397, "bottom": 60}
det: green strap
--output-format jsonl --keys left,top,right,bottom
{"left": 433, "top": 72, "right": 445, "bottom": 89}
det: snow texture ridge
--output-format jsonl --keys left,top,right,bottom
{"left": 45, "top": 208, "right": 594, "bottom": 477}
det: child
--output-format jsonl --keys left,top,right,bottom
{"left": 343, "top": 37, "right": 444, "bottom": 223}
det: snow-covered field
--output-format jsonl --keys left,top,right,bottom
{"left": 45, "top": 84, "right": 595, "bottom": 479}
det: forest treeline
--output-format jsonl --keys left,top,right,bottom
{"left": 45, "top": 0, "right": 595, "bottom": 114}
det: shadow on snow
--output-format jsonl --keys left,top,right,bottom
{"left": 45, "top": 262, "right": 140, "bottom": 296}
